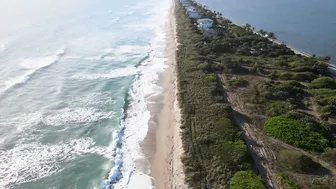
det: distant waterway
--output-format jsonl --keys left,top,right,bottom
{"left": 197, "top": 0, "right": 336, "bottom": 62}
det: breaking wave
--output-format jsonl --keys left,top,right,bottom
{"left": 103, "top": 4, "right": 169, "bottom": 187}
{"left": 1, "top": 49, "right": 66, "bottom": 92}
{"left": 0, "top": 138, "right": 112, "bottom": 188}
{"left": 71, "top": 66, "right": 138, "bottom": 80}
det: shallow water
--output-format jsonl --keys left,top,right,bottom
{"left": 0, "top": 0, "right": 170, "bottom": 188}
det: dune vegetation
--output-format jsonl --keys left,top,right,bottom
{"left": 175, "top": 0, "right": 336, "bottom": 188}
{"left": 175, "top": 2, "right": 259, "bottom": 188}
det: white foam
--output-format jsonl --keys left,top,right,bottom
{"left": 67, "top": 92, "right": 116, "bottom": 107}
{"left": 1, "top": 49, "right": 65, "bottom": 92}
{"left": 64, "top": 45, "right": 148, "bottom": 64}
{"left": 104, "top": 0, "right": 171, "bottom": 187}
{"left": 0, "top": 107, "right": 115, "bottom": 147}
{"left": 20, "top": 55, "right": 59, "bottom": 70}
{"left": 0, "top": 112, "right": 42, "bottom": 132}
{"left": 56, "top": 48, "right": 66, "bottom": 56}
{"left": 0, "top": 138, "right": 111, "bottom": 188}
{"left": 42, "top": 107, "right": 115, "bottom": 126}
{"left": 71, "top": 66, "right": 138, "bottom": 80}
{"left": 3, "top": 71, "right": 33, "bottom": 89}
{"left": 103, "top": 45, "right": 149, "bottom": 56}
{"left": 0, "top": 107, "right": 114, "bottom": 129}
{"left": 64, "top": 55, "right": 135, "bottom": 63}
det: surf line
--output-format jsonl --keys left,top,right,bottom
{"left": 103, "top": 48, "right": 153, "bottom": 188}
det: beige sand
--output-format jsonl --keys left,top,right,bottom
{"left": 142, "top": 0, "right": 187, "bottom": 188}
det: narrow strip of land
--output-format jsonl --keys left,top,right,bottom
{"left": 175, "top": 0, "right": 336, "bottom": 188}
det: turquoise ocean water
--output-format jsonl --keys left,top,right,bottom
{"left": 198, "top": 0, "right": 336, "bottom": 61}
{"left": 0, "top": 0, "right": 170, "bottom": 188}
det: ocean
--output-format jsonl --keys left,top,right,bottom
{"left": 198, "top": 0, "right": 336, "bottom": 62}
{"left": 0, "top": 0, "right": 170, "bottom": 188}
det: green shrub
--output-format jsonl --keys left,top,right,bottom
{"left": 279, "top": 72, "right": 294, "bottom": 80}
{"left": 294, "top": 72, "right": 317, "bottom": 82}
{"left": 264, "top": 116, "right": 329, "bottom": 151}
{"left": 279, "top": 150, "right": 320, "bottom": 173}
{"left": 230, "top": 170, "right": 265, "bottom": 189}
{"left": 262, "top": 81, "right": 305, "bottom": 102}
{"left": 277, "top": 173, "right": 301, "bottom": 189}
{"left": 310, "top": 77, "right": 336, "bottom": 89}
{"left": 266, "top": 101, "right": 293, "bottom": 116}
{"left": 229, "top": 77, "right": 249, "bottom": 88}
{"left": 279, "top": 72, "right": 317, "bottom": 82}
{"left": 207, "top": 73, "right": 217, "bottom": 81}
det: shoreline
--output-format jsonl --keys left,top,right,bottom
{"left": 142, "top": 0, "right": 187, "bottom": 188}
{"left": 193, "top": 1, "right": 312, "bottom": 58}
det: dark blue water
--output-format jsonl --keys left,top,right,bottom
{"left": 198, "top": 0, "right": 336, "bottom": 61}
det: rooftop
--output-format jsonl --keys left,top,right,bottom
{"left": 197, "top": 18, "right": 213, "bottom": 24}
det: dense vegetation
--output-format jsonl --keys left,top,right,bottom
{"left": 266, "top": 101, "right": 294, "bottom": 117}
{"left": 261, "top": 81, "right": 305, "bottom": 105}
{"left": 310, "top": 77, "right": 336, "bottom": 89}
{"left": 175, "top": 1, "right": 260, "bottom": 188}
{"left": 279, "top": 150, "right": 320, "bottom": 173}
{"left": 264, "top": 116, "right": 329, "bottom": 152}
{"left": 176, "top": 0, "right": 336, "bottom": 188}
{"left": 229, "top": 171, "right": 265, "bottom": 189}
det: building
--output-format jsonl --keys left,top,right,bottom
{"left": 197, "top": 18, "right": 214, "bottom": 30}
{"left": 187, "top": 7, "right": 200, "bottom": 19}
{"left": 180, "top": 0, "right": 191, "bottom": 7}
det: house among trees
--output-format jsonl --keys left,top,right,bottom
{"left": 180, "top": 0, "right": 191, "bottom": 7}
{"left": 187, "top": 7, "right": 200, "bottom": 19}
{"left": 197, "top": 18, "right": 214, "bottom": 30}
{"left": 179, "top": 0, "right": 201, "bottom": 19}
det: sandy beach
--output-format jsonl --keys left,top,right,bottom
{"left": 142, "top": 0, "right": 187, "bottom": 188}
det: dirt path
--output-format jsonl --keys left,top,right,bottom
{"left": 267, "top": 136, "right": 336, "bottom": 175}
{"left": 219, "top": 74, "right": 336, "bottom": 188}
{"left": 219, "top": 75, "right": 276, "bottom": 189}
